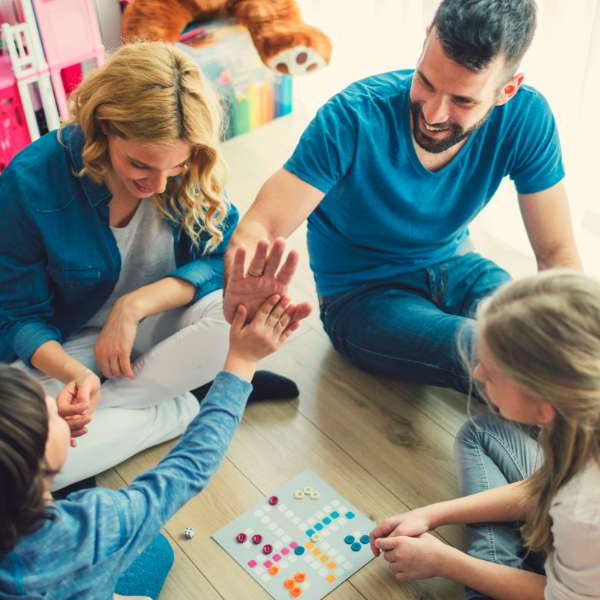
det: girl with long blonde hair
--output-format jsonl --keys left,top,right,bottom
{"left": 0, "top": 41, "right": 302, "bottom": 494}
{"left": 370, "top": 271, "right": 600, "bottom": 599}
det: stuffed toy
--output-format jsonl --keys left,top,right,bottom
{"left": 121, "top": 0, "right": 332, "bottom": 75}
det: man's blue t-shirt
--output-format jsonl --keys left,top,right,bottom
{"left": 284, "top": 70, "right": 564, "bottom": 297}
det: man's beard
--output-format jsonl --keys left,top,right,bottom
{"left": 410, "top": 101, "right": 493, "bottom": 154}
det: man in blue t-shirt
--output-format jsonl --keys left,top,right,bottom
{"left": 223, "top": 0, "right": 581, "bottom": 393}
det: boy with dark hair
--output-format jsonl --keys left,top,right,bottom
{"left": 223, "top": 0, "right": 581, "bottom": 393}
{"left": 0, "top": 275, "right": 299, "bottom": 600}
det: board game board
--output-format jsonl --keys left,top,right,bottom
{"left": 212, "top": 470, "right": 376, "bottom": 599}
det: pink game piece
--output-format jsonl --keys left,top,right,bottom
{"left": 281, "top": 548, "right": 290, "bottom": 555}
{"left": 262, "top": 544, "right": 273, "bottom": 555}
{"left": 264, "top": 560, "right": 273, "bottom": 568}
{"left": 251, "top": 534, "right": 263, "bottom": 545}
{"left": 273, "top": 554, "right": 282, "bottom": 562}
{"left": 248, "top": 560, "right": 257, "bottom": 568}
{"left": 268, "top": 495, "right": 279, "bottom": 506}
{"left": 289, "top": 541, "right": 298, "bottom": 549}
{"left": 236, "top": 533, "right": 247, "bottom": 543}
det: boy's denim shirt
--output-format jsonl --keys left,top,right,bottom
{"left": 0, "top": 125, "right": 238, "bottom": 366}
{"left": 0, "top": 370, "right": 252, "bottom": 600}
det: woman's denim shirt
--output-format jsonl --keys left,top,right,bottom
{"left": 0, "top": 126, "right": 238, "bottom": 366}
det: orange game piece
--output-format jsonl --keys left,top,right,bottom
{"left": 312, "top": 548, "right": 321, "bottom": 556}
{"left": 328, "top": 562, "right": 337, "bottom": 569}
{"left": 294, "top": 572, "right": 306, "bottom": 582}
{"left": 305, "top": 542, "right": 314, "bottom": 550}
{"left": 327, "top": 574, "right": 336, "bottom": 583}
{"left": 269, "top": 565, "right": 279, "bottom": 575}
{"left": 291, "top": 587, "right": 302, "bottom": 597}
{"left": 284, "top": 579, "right": 295, "bottom": 589}
{"left": 320, "top": 554, "right": 329, "bottom": 562}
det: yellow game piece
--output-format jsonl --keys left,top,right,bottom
{"left": 328, "top": 562, "right": 337, "bottom": 569}
{"left": 320, "top": 554, "right": 329, "bottom": 562}
{"left": 312, "top": 548, "right": 321, "bottom": 556}
{"left": 305, "top": 541, "right": 314, "bottom": 550}
{"left": 327, "top": 574, "right": 336, "bottom": 583}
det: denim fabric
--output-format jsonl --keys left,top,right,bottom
{"left": 454, "top": 414, "right": 545, "bottom": 600}
{"left": 114, "top": 532, "right": 174, "bottom": 600}
{"left": 284, "top": 70, "right": 564, "bottom": 297}
{"left": 0, "top": 370, "right": 251, "bottom": 600}
{"left": 319, "top": 252, "right": 510, "bottom": 392}
{"left": 0, "top": 125, "right": 239, "bottom": 366}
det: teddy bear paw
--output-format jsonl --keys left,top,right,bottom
{"left": 267, "top": 45, "right": 327, "bottom": 75}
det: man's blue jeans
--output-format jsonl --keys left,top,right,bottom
{"left": 455, "top": 415, "right": 545, "bottom": 599}
{"left": 319, "top": 252, "right": 511, "bottom": 393}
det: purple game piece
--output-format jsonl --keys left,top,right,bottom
{"left": 251, "top": 533, "right": 263, "bottom": 545}
{"left": 268, "top": 495, "right": 279, "bottom": 506}
{"left": 262, "top": 544, "right": 273, "bottom": 555}
{"left": 236, "top": 533, "right": 247, "bottom": 544}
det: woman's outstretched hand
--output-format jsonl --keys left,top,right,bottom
{"left": 223, "top": 238, "right": 312, "bottom": 325}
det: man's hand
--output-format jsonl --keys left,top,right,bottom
{"left": 95, "top": 296, "right": 141, "bottom": 379}
{"left": 56, "top": 370, "right": 100, "bottom": 446}
{"left": 375, "top": 532, "right": 451, "bottom": 582}
{"left": 223, "top": 238, "right": 312, "bottom": 324}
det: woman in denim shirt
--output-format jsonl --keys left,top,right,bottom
{"left": 0, "top": 42, "right": 302, "bottom": 492}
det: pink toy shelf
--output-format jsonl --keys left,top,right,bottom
{"left": 31, "top": 0, "right": 104, "bottom": 119}
{"left": 0, "top": 53, "right": 30, "bottom": 171}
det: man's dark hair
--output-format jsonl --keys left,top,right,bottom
{"left": 432, "top": 0, "right": 537, "bottom": 72}
{"left": 0, "top": 364, "right": 55, "bottom": 558}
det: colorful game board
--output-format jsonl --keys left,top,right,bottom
{"left": 212, "top": 470, "right": 376, "bottom": 599}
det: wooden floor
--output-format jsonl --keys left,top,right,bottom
{"left": 97, "top": 116, "right": 490, "bottom": 600}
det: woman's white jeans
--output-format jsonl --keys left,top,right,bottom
{"left": 13, "top": 290, "right": 229, "bottom": 490}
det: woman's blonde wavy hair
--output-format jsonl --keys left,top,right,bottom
{"left": 472, "top": 271, "right": 600, "bottom": 554}
{"left": 64, "top": 42, "right": 227, "bottom": 251}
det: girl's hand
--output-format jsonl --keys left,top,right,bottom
{"left": 370, "top": 508, "right": 433, "bottom": 556}
{"left": 56, "top": 370, "right": 100, "bottom": 446}
{"left": 95, "top": 296, "right": 140, "bottom": 379}
{"left": 225, "top": 294, "right": 300, "bottom": 380}
{"left": 376, "top": 532, "right": 450, "bottom": 582}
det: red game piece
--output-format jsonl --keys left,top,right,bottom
{"left": 262, "top": 544, "right": 273, "bottom": 555}
{"left": 268, "top": 495, "right": 279, "bottom": 506}
{"left": 236, "top": 533, "right": 247, "bottom": 543}
{"left": 251, "top": 534, "right": 263, "bottom": 544}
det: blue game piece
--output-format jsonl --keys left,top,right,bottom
{"left": 344, "top": 535, "right": 355, "bottom": 545}
{"left": 360, "top": 535, "right": 370, "bottom": 545}
{"left": 350, "top": 542, "right": 362, "bottom": 552}
{"left": 331, "top": 511, "right": 340, "bottom": 519}
{"left": 315, "top": 523, "right": 324, "bottom": 531}
{"left": 323, "top": 517, "right": 331, "bottom": 525}
{"left": 345, "top": 511, "right": 356, "bottom": 519}
{"left": 294, "top": 546, "right": 305, "bottom": 555}
{"left": 306, "top": 529, "right": 315, "bottom": 537}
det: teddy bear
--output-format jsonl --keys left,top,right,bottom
{"left": 121, "top": 0, "right": 332, "bottom": 75}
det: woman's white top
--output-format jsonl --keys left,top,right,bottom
{"left": 545, "top": 458, "right": 600, "bottom": 599}
{"left": 84, "top": 200, "right": 176, "bottom": 328}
